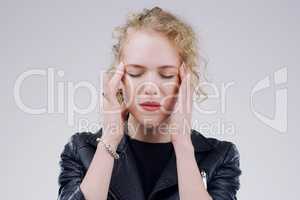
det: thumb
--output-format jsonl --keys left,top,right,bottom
{"left": 119, "top": 92, "right": 129, "bottom": 121}
{"left": 121, "top": 104, "right": 129, "bottom": 122}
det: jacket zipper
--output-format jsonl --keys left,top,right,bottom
{"left": 108, "top": 189, "right": 119, "bottom": 200}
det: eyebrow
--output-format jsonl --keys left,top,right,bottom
{"left": 125, "top": 64, "right": 177, "bottom": 70}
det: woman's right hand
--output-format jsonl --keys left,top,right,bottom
{"left": 101, "top": 62, "right": 128, "bottom": 146}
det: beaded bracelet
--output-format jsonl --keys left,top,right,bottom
{"left": 96, "top": 137, "right": 120, "bottom": 159}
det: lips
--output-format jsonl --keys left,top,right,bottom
{"left": 139, "top": 101, "right": 161, "bottom": 111}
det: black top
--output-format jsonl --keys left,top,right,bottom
{"left": 127, "top": 135, "right": 174, "bottom": 199}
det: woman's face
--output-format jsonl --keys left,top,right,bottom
{"left": 121, "top": 29, "right": 181, "bottom": 128}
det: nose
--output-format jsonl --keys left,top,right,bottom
{"left": 137, "top": 71, "right": 160, "bottom": 97}
{"left": 143, "top": 81, "right": 159, "bottom": 96}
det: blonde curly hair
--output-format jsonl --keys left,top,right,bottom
{"left": 108, "top": 6, "right": 208, "bottom": 103}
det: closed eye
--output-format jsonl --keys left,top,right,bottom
{"left": 126, "top": 71, "right": 176, "bottom": 79}
{"left": 160, "top": 74, "right": 175, "bottom": 79}
{"left": 127, "top": 72, "right": 142, "bottom": 77}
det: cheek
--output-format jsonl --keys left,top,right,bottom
{"left": 124, "top": 76, "right": 139, "bottom": 95}
{"left": 162, "top": 81, "right": 179, "bottom": 94}
{"left": 161, "top": 76, "right": 180, "bottom": 95}
{"left": 123, "top": 76, "right": 141, "bottom": 107}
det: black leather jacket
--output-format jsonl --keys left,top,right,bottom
{"left": 57, "top": 128, "right": 241, "bottom": 200}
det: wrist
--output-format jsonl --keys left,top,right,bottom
{"left": 96, "top": 137, "right": 120, "bottom": 159}
{"left": 100, "top": 132, "right": 123, "bottom": 148}
{"left": 173, "top": 139, "right": 194, "bottom": 156}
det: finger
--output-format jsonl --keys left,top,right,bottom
{"left": 110, "top": 62, "right": 125, "bottom": 89}
{"left": 180, "top": 62, "right": 186, "bottom": 86}
{"left": 120, "top": 100, "right": 129, "bottom": 121}
{"left": 178, "top": 62, "right": 184, "bottom": 84}
{"left": 179, "top": 62, "right": 192, "bottom": 113}
{"left": 183, "top": 64, "right": 193, "bottom": 113}
{"left": 101, "top": 73, "right": 109, "bottom": 101}
{"left": 176, "top": 63, "right": 186, "bottom": 113}
{"left": 102, "top": 71, "right": 108, "bottom": 98}
{"left": 179, "top": 62, "right": 188, "bottom": 98}
{"left": 102, "top": 71, "right": 113, "bottom": 100}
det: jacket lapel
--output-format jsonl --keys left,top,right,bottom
{"left": 146, "top": 129, "right": 215, "bottom": 200}
{"left": 109, "top": 134, "right": 146, "bottom": 200}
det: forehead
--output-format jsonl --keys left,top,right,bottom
{"left": 121, "top": 29, "right": 181, "bottom": 69}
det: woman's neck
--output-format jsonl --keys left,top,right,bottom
{"left": 126, "top": 115, "right": 172, "bottom": 143}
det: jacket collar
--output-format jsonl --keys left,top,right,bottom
{"left": 85, "top": 121, "right": 215, "bottom": 200}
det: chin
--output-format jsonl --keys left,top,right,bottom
{"left": 139, "top": 115, "right": 163, "bottom": 127}
{"left": 130, "top": 110, "right": 165, "bottom": 128}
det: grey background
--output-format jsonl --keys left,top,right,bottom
{"left": 1, "top": 0, "right": 299, "bottom": 199}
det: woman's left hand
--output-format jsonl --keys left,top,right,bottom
{"left": 166, "top": 62, "right": 194, "bottom": 149}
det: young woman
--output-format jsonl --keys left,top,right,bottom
{"left": 57, "top": 7, "right": 242, "bottom": 200}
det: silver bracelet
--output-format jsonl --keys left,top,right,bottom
{"left": 96, "top": 137, "right": 120, "bottom": 159}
